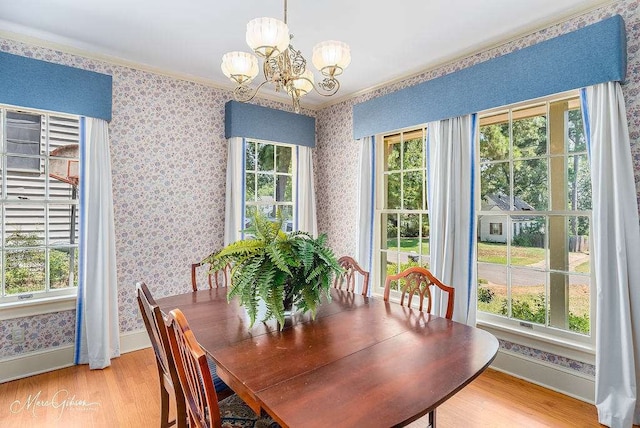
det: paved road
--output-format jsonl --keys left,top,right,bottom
{"left": 386, "top": 250, "right": 590, "bottom": 286}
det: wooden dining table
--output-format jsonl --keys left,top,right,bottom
{"left": 157, "top": 287, "right": 498, "bottom": 427}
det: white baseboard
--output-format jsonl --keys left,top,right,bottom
{"left": 491, "top": 349, "right": 595, "bottom": 403}
{"left": 0, "top": 329, "right": 151, "bottom": 383}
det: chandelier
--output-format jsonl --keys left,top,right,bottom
{"left": 221, "top": 0, "right": 351, "bottom": 113}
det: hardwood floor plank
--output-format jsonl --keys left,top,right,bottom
{"left": 0, "top": 348, "right": 606, "bottom": 427}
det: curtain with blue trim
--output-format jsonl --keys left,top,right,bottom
{"left": 426, "top": 115, "right": 477, "bottom": 324}
{"left": 296, "top": 146, "right": 317, "bottom": 236}
{"left": 354, "top": 136, "right": 375, "bottom": 296}
{"left": 224, "top": 137, "right": 246, "bottom": 245}
{"left": 581, "top": 82, "right": 640, "bottom": 427}
{"left": 74, "top": 117, "right": 119, "bottom": 369}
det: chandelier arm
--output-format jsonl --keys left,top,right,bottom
{"left": 233, "top": 79, "right": 272, "bottom": 103}
{"left": 313, "top": 78, "right": 341, "bottom": 97}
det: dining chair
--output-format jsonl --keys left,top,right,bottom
{"left": 333, "top": 255, "right": 370, "bottom": 296}
{"left": 383, "top": 266, "right": 455, "bottom": 428}
{"left": 137, "top": 283, "right": 233, "bottom": 426}
{"left": 383, "top": 266, "right": 455, "bottom": 319}
{"left": 137, "top": 282, "right": 187, "bottom": 428}
{"left": 191, "top": 260, "right": 231, "bottom": 291}
{"left": 165, "top": 308, "right": 278, "bottom": 428}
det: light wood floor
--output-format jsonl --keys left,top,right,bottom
{"left": 0, "top": 347, "right": 603, "bottom": 427}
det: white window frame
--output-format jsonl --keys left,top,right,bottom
{"left": 0, "top": 104, "right": 80, "bottom": 316}
{"left": 475, "top": 91, "right": 596, "bottom": 353}
{"left": 372, "top": 126, "right": 429, "bottom": 299}
{"left": 243, "top": 138, "right": 297, "bottom": 232}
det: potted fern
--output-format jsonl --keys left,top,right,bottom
{"left": 205, "top": 210, "right": 342, "bottom": 329}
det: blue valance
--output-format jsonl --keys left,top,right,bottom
{"left": 225, "top": 101, "right": 316, "bottom": 147}
{"left": 0, "top": 51, "right": 112, "bottom": 121}
{"left": 353, "top": 15, "right": 626, "bottom": 139}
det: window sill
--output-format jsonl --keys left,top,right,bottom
{"left": 476, "top": 318, "right": 595, "bottom": 365}
{"left": 0, "top": 293, "right": 77, "bottom": 321}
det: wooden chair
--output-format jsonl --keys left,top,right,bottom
{"left": 383, "top": 266, "right": 455, "bottom": 428}
{"left": 333, "top": 256, "right": 370, "bottom": 296}
{"left": 165, "top": 308, "right": 277, "bottom": 428}
{"left": 137, "top": 282, "right": 187, "bottom": 428}
{"left": 191, "top": 261, "right": 231, "bottom": 291}
{"left": 383, "top": 266, "right": 455, "bottom": 319}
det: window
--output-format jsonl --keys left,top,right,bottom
{"left": 0, "top": 106, "right": 80, "bottom": 305}
{"left": 489, "top": 223, "right": 503, "bottom": 235}
{"left": 376, "top": 128, "right": 429, "bottom": 294}
{"left": 476, "top": 92, "right": 593, "bottom": 342}
{"left": 244, "top": 140, "right": 295, "bottom": 229}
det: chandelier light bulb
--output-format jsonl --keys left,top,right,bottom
{"left": 312, "top": 40, "right": 351, "bottom": 77}
{"left": 288, "top": 69, "right": 315, "bottom": 96}
{"left": 221, "top": 51, "right": 259, "bottom": 84}
{"left": 246, "top": 17, "right": 290, "bottom": 58}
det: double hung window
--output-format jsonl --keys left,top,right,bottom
{"left": 0, "top": 106, "right": 80, "bottom": 305}
{"left": 376, "top": 128, "right": 429, "bottom": 294}
{"left": 244, "top": 140, "right": 295, "bottom": 231}
{"left": 476, "top": 92, "right": 593, "bottom": 341}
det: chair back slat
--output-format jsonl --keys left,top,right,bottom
{"left": 191, "top": 261, "right": 231, "bottom": 291}
{"left": 137, "top": 282, "right": 186, "bottom": 427}
{"left": 167, "top": 308, "right": 222, "bottom": 428}
{"left": 333, "top": 255, "right": 370, "bottom": 296}
{"left": 383, "top": 266, "right": 455, "bottom": 319}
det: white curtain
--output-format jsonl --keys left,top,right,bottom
{"left": 582, "top": 82, "right": 640, "bottom": 428}
{"left": 224, "top": 137, "right": 245, "bottom": 245}
{"left": 296, "top": 145, "right": 317, "bottom": 236}
{"left": 355, "top": 136, "right": 376, "bottom": 296}
{"left": 426, "top": 115, "right": 477, "bottom": 325}
{"left": 74, "top": 117, "right": 120, "bottom": 369}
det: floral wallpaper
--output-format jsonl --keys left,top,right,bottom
{"left": 0, "top": 0, "right": 638, "bottom": 381}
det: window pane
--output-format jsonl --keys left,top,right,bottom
{"left": 5, "top": 204, "right": 45, "bottom": 246}
{"left": 257, "top": 173, "right": 274, "bottom": 199}
{"left": 403, "top": 138, "right": 423, "bottom": 170}
{"left": 386, "top": 172, "right": 401, "bottom": 209}
{"left": 275, "top": 145, "right": 291, "bottom": 173}
{"left": 245, "top": 141, "right": 256, "bottom": 170}
{"left": 569, "top": 272, "right": 590, "bottom": 334}
{"left": 511, "top": 215, "right": 546, "bottom": 268}
{"left": 567, "top": 154, "right": 591, "bottom": 211}
{"left": 477, "top": 215, "right": 507, "bottom": 262}
{"left": 514, "top": 158, "right": 548, "bottom": 210}
{"left": 399, "top": 213, "right": 420, "bottom": 263}
{"left": 48, "top": 204, "right": 78, "bottom": 245}
{"left": 420, "top": 214, "right": 429, "bottom": 257}
{"left": 6, "top": 165, "right": 46, "bottom": 200}
{"left": 477, "top": 262, "right": 506, "bottom": 316}
{"left": 384, "top": 213, "right": 398, "bottom": 251}
{"left": 257, "top": 143, "right": 274, "bottom": 171}
{"left": 567, "top": 109, "right": 586, "bottom": 153}
{"left": 385, "top": 136, "right": 401, "bottom": 171}
{"left": 277, "top": 205, "right": 293, "bottom": 232}
{"left": 245, "top": 173, "right": 256, "bottom": 201}
{"left": 479, "top": 121, "right": 509, "bottom": 162}
{"left": 5, "top": 248, "right": 46, "bottom": 294}
{"left": 50, "top": 247, "right": 77, "bottom": 289}
{"left": 510, "top": 267, "right": 547, "bottom": 325}
{"left": 402, "top": 171, "right": 423, "bottom": 210}
{"left": 480, "top": 162, "right": 510, "bottom": 205}
{"left": 275, "top": 175, "right": 291, "bottom": 202}
{"left": 513, "top": 106, "right": 547, "bottom": 158}
{"left": 568, "top": 216, "right": 590, "bottom": 273}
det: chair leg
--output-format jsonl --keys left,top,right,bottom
{"left": 428, "top": 409, "right": 436, "bottom": 428}
{"left": 160, "top": 383, "right": 171, "bottom": 428}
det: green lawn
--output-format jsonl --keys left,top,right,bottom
{"left": 386, "top": 238, "right": 429, "bottom": 254}
{"left": 477, "top": 242, "right": 545, "bottom": 265}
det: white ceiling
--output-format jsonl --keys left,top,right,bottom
{"left": 0, "top": 0, "right": 611, "bottom": 109}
